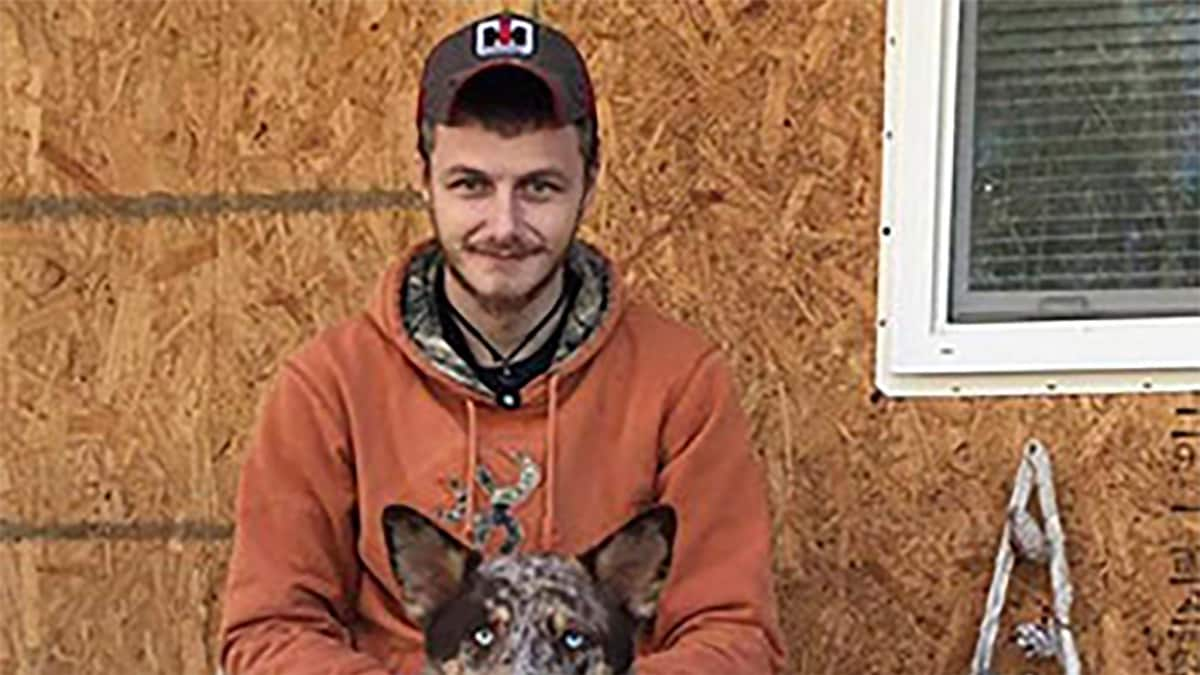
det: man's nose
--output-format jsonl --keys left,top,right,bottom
{"left": 483, "top": 185, "right": 522, "bottom": 237}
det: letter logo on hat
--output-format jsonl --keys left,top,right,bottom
{"left": 474, "top": 15, "right": 535, "bottom": 58}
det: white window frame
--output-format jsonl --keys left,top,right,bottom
{"left": 875, "top": 0, "right": 1200, "bottom": 398}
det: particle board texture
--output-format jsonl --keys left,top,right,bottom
{"left": 1, "top": 1, "right": 1196, "bottom": 674}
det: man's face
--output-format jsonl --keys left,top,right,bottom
{"left": 426, "top": 123, "right": 593, "bottom": 315}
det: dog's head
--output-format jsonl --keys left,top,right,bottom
{"left": 382, "top": 505, "right": 677, "bottom": 675}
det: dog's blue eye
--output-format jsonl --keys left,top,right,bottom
{"left": 472, "top": 626, "right": 495, "bottom": 648}
{"left": 561, "top": 629, "right": 587, "bottom": 651}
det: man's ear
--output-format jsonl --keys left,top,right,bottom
{"left": 579, "top": 505, "right": 677, "bottom": 622}
{"left": 582, "top": 162, "right": 599, "bottom": 213}
{"left": 382, "top": 504, "right": 480, "bottom": 626}
{"left": 420, "top": 162, "right": 432, "bottom": 204}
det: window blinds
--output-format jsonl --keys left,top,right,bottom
{"left": 951, "top": 0, "right": 1200, "bottom": 322}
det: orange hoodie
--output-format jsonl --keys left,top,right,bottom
{"left": 218, "top": 238, "right": 787, "bottom": 674}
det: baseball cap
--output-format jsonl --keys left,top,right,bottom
{"left": 418, "top": 10, "right": 597, "bottom": 133}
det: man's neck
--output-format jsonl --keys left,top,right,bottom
{"left": 443, "top": 268, "right": 567, "bottom": 367}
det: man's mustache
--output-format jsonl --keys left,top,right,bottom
{"left": 463, "top": 237, "right": 545, "bottom": 258}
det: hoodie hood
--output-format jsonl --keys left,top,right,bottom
{"left": 367, "top": 236, "right": 625, "bottom": 404}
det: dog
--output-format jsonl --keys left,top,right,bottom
{"left": 382, "top": 503, "right": 677, "bottom": 675}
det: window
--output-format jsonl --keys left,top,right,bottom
{"left": 876, "top": 0, "right": 1200, "bottom": 397}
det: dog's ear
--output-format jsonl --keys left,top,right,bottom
{"left": 382, "top": 505, "right": 480, "bottom": 626}
{"left": 579, "top": 505, "right": 677, "bottom": 622}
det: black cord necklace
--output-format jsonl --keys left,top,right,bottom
{"left": 444, "top": 284, "right": 569, "bottom": 380}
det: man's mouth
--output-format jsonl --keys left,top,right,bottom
{"left": 469, "top": 248, "right": 537, "bottom": 261}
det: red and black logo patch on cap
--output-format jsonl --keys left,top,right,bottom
{"left": 474, "top": 15, "right": 536, "bottom": 58}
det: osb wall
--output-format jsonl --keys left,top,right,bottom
{"left": 1, "top": 1, "right": 1197, "bottom": 673}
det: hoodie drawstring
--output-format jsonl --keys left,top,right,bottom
{"left": 542, "top": 373, "right": 561, "bottom": 549}
{"left": 464, "top": 398, "right": 479, "bottom": 543}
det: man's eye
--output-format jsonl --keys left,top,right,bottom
{"left": 449, "top": 177, "right": 486, "bottom": 191}
{"left": 525, "top": 180, "right": 561, "bottom": 196}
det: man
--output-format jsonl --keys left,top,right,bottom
{"left": 219, "top": 9, "right": 786, "bottom": 674}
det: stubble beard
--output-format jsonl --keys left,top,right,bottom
{"left": 431, "top": 208, "right": 581, "bottom": 319}
{"left": 444, "top": 247, "right": 567, "bottom": 318}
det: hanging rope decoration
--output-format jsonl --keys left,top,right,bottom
{"left": 970, "top": 439, "right": 1082, "bottom": 675}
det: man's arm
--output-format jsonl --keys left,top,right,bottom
{"left": 637, "top": 348, "right": 788, "bottom": 675}
{"left": 219, "top": 360, "right": 395, "bottom": 675}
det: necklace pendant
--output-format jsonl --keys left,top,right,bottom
{"left": 498, "top": 390, "right": 521, "bottom": 409}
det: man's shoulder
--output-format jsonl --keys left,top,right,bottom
{"left": 616, "top": 300, "right": 724, "bottom": 370}
{"left": 281, "top": 310, "right": 389, "bottom": 382}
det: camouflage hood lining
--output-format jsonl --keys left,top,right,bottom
{"left": 399, "top": 241, "right": 611, "bottom": 396}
